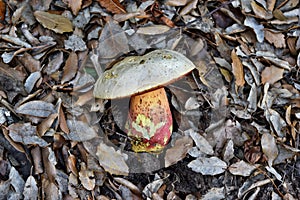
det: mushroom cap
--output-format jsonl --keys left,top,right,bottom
{"left": 93, "top": 49, "right": 196, "bottom": 99}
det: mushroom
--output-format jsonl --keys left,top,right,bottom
{"left": 94, "top": 49, "right": 196, "bottom": 152}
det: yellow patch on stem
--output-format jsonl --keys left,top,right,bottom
{"left": 126, "top": 87, "right": 173, "bottom": 152}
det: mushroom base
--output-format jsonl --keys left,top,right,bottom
{"left": 125, "top": 87, "right": 173, "bottom": 152}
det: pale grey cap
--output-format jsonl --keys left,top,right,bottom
{"left": 93, "top": 49, "right": 196, "bottom": 99}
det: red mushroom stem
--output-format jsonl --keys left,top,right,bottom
{"left": 125, "top": 87, "right": 173, "bottom": 152}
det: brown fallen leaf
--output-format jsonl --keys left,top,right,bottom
{"left": 231, "top": 49, "right": 245, "bottom": 87}
{"left": 0, "top": 0, "right": 5, "bottom": 21}
{"left": 96, "top": 142, "right": 129, "bottom": 176}
{"left": 265, "top": 30, "right": 286, "bottom": 48}
{"left": 251, "top": 1, "right": 273, "bottom": 20}
{"left": 165, "top": 136, "right": 193, "bottom": 167}
{"left": 63, "top": 0, "right": 82, "bottom": 15}
{"left": 37, "top": 113, "right": 58, "bottom": 136}
{"left": 97, "top": 0, "right": 126, "bottom": 14}
{"left": 61, "top": 52, "right": 78, "bottom": 84}
{"left": 34, "top": 11, "right": 73, "bottom": 34}
{"left": 79, "top": 162, "right": 95, "bottom": 191}
{"left": 261, "top": 65, "right": 284, "bottom": 84}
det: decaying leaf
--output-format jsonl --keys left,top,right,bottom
{"left": 229, "top": 160, "right": 257, "bottom": 176}
{"left": 188, "top": 157, "right": 227, "bottom": 175}
{"left": 231, "top": 49, "right": 245, "bottom": 87}
{"left": 264, "top": 30, "right": 286, "bottom": 48}
{"left": 62, "top": 0, "right": 82, "bottom": 15}
{"left": 187, "top": 129, "right": 214, "bottom": 155}
{"left": 61, "top": 52, "right": 78, "bottom": 84}
{"left": 0, "top": 0, "right": 5, "bottom": 21}
{"left": 42, "top": 147, "right": 57, "bottom": 183}
{"left": 79, "top": 162, "right": 95, "bottom": 191}
{"left": 62, "top": 120, "right": 98, "bottom": 142}
{"left": 261, "top": 65, "right": 284, "bottom": 84}
{"left": 8, "top": 123, "right": 48, "bottom": 147}
{"left": 136, "top": 25, "right": 170, "bottom": 35}
{"left": 244, "top": 16, "right": 264, "bottom": 43}
{"left": 97, "top": 19, "right": 129, "bottom": 59}
{"left": 97, "top": 0, "right": 126, "bottom": 14}
{"left": 165, "top": 136, "right": 193, "bottom": 167}
{"left": 96, "top": 142, "right": 129, "bottom": 175}
{"left": 261, "top": 133, "right": 278, "bottom": 166}
{"left": 23, "top": 176, "right": 38, "bottom": 200}
{"left": 201, "top": 187, "right": 225, "bottom": 200}
{"left": 34, "top": 11, "right": 73, "bottom": 34}
{"left": 15, "top": 100, "right": 55, "bottom": 118}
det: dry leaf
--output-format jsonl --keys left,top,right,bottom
{"left": 136, "top": 25, "right": 170, "bottom": 35}
{"left": 97, "top": 0, "right": 126, "bottom": 14}
{"left": 261, "top": 133, "right": 278, "bottom": 166}
{"left": 96, "top": 142, "right": 129, "bottom": 175}
{"left": 61, "top": 52, "right": 78, "bottom": 84}
{"left": 201, "top": 187, "right": 225, "bottom": 200}
{"left": 261, "top": 65, "right": 284, "bottom": 84}
{"left": 165, "top": 0, "right": 188, "bottom": 6}
{"left": 37, "top": 113, "right": 58, "bottom": 136}
{"left": 23, "top": 176, "right": 38, "bottom": 200}
{"left": 42, "top": 147, "right": 57, "bottom": 183}
{"left": 58, "top": 101, "right": 69, "bottom": 134}
{"left": 63, "top": 0, "right": 82, "bottom": 15}
{"left": 0, "top": 0, "right": 5, "bottom": 21}
{"left": 8, "top": 123, "right": 48, "bottom": 147}
{"left": 251, "top": 1, "right": 273, "bottom": 19}
{"left": 98, "top": 19, "right": 129, "bottom": 59}
{"left": 265, "top": 30, "right": 286, "bottom": 48}
{"left": 244, "top": 16, "right": 264, "bottom": 43}
{"left": 229, "top": 160, "right": 257, "bottom": 176}
{"left": 24, "top": 71, "right": 41, "bottom": 93}
{"left": 188, "top": 157, "right": 227, "bottom": 175}
{"left": 231, "top": 49, "right": 245, "bottom": 87}
{"left": 63, "top": 120, "right": 97, "bottom": 141}
{"left": 165, "top": 136, "right": 193, "bottom": 167}
{"left": 79, "top": 162, "right": 95, "bottom": 191}
{"left": 188, "top": 129, "right": 214, "bottom": 155}
{"left": 16, "top": 100, "right": 55, "bottom": 118}
{"left": 34, "top": 11, "right": 73, "bottom": 34}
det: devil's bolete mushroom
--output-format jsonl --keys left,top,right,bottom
{"left": 94, "top": 49, "right": 196, "bottom": 152}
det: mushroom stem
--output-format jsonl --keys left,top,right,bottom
{"left": 125, "top": 87, "right": 173, "bottom": 152}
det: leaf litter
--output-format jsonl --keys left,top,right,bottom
{"left": 0, "top": 0, "right": 299, "bottom": 199}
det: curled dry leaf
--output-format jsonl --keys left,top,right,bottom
{"left": 231, "top": 49, "right": 245, "bottom": 87}
{"left": 96, "top": 142, "right": 129, "bottom": 176}
{"left": 61, "top": 52, "right": 78, "bottom": 84}
{"left": 34, "top": 11, "right": 73, "bottom": 34}
{"left": 15, "top": 100, "right": 55, "bottom": 118}
{"left": 188, "top": 157, "right": 227, "bottom": 175}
